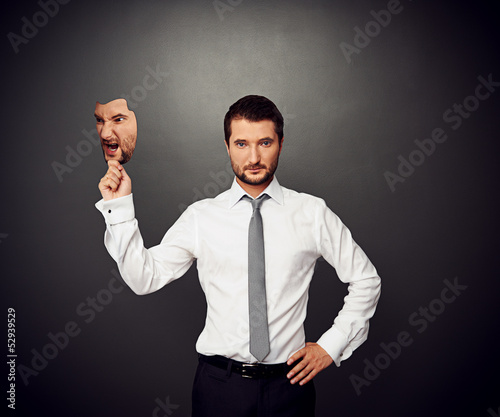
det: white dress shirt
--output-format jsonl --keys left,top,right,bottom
{"left": 95, "top": 177, "right": 381, "bottom": 366}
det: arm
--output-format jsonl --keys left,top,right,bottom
{"left": 287, "top": 199, "right": 381, "bottom": 385}
{"left": 95, "top": 161, "right": 196, "bottom": 295}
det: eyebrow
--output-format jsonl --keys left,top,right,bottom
{"left": 233, "top": 137, "right": 274, "bottom": 142}
{"left": 94, "top": 113, "right": 128, "bottom": 120}
{"left": 111, "top": 113, "right": 128, "bottom": 119}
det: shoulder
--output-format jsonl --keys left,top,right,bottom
{"left": 280, "top": 185, "right": 343, "bottom": 226}
{"left": 183, "top": 188, "right": 231, "bottom": 214}
{"left": 281, "top": 185, "right": 329, "bottom": 209}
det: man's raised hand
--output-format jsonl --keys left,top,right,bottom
{"left": 98, "top": 160, "right": 132, "bottom": 201}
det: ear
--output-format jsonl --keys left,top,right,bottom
{"left": 225, "top": 139, "right": 230, "bottom": 156}
{"left": 278, "top": 137, "right": 284, "bottom": 155}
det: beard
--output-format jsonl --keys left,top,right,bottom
{"left": 231, "top": 157, "right": 279, "bottom": 186}
{"left": 101, "top": 134, "right": 136, "bottom": 164}
{"left": 117, "top": 137, "right": 135, "bottom": 164}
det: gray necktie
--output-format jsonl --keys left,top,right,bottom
{"left": 247, "top": 194, "right": 270, "bottom": 362}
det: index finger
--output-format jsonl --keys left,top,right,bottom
{"left": 287, "top": 348, "right": 306, "bottom": 366}
{"left": 107, "top": 160, "right": 123, "bottom": 170}
{"left": 106, "top": 165, "right": 122, "bottom": 180}
{"left": 286, "top": 355, "right": 306, "bottom": 380}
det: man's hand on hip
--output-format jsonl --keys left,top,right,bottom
{"left": 286, "top": 342, "right": 333, "bottom": 385}
{"left": 98, "top": 160, "right": 132, "bottom": 201}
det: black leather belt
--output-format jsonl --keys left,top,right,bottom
{"left": 199, "top": 354, "right": 293, "bottom": 379}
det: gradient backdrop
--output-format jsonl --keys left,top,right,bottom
{"left": 1, "top": 1, "right": 499, "bottom": 416}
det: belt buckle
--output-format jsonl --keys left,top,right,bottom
{"left": 241, "top": 363, "right": 259, "bottom": 379}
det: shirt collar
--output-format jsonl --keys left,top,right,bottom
{"left": 227, "top": 176, "right": 284, "bottom": 209}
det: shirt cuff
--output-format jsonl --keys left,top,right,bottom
{"left": 95, "top": 194, "right": 135, "bottom": 225}
{"left": 316, "top": 326, "right": 352, "bottom": 367}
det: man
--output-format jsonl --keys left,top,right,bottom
{"left": 94, "top": 98, "right": 137, "bottom": 164}
{"left": 96, "top": 95, "right": 381, "bottom": 416}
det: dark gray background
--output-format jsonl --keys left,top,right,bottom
{"left": 1, "top": 0, "right": 499, "bottom": 416}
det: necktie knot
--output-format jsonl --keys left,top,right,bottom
{"left": 250, "top": 194, "right": 269, "bottom": 211}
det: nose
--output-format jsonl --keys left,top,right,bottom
{"left": 248, "top": 145, "right": 261, "bottom": 165}
{"left": 99, "top": 122, "right": 113, "bottom": 140}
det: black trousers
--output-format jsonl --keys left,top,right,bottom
{"left": 192, "top": 356, "right": 316, "bottom": 417}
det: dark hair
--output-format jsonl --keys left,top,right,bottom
{"left": 224, "top": 95, "right": 284, "bottom": 144}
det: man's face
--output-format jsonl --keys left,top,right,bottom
{"left": 94, "top": 98, "right": 137, "bottom": 164}
{"left": 226, "top": 118, "right": 283, "bottom": 187}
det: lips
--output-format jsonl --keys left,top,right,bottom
{"left": 246, "top": 166, "right": 265, "bottom": 174}
{"left": 103, "top": 141, "right": 120, "bottom": 156}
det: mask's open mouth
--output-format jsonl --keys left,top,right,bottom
{"left": 103, "top": 141, "right": 120, "bottom": 155}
